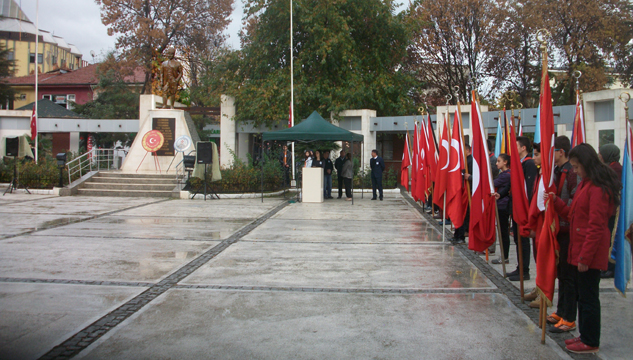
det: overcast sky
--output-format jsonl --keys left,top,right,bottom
{"left": 18, "top": 1, "right": 403, "bottom": 62}
{"left": 19, "top": 0, "right": 245, "bottom": 62}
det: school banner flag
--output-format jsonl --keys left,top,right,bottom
{"left": 613, "top": 132, "right": 633, "bottom": 296}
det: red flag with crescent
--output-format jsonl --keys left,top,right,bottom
{"left": 446, "top": 110, "right": 468, "bottom": 228}
{"left": 433, "top": 115, "right": 450, "bottom": 210}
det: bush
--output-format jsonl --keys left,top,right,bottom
{"left": 187, "top": 148, "right": 285, "bottom": 193}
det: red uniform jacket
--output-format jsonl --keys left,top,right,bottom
{"left": 553, "top": 179, "right": 615, "bottom": 270}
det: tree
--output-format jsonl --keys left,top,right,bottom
{"left": 95, "top": 0, "right": 233, "bottom": 94}
{"left": 201, "top": 0, "right": 417, "bottom": 126}
{"left": 486, "top": 1, "right": 543, "bottom": 108}
{"left": 0, "top": 44, "right": 15, "bottom": 107}
{"left": 536, "top": 0, "right": 633, "bottom": 105}
{"left": 406, "top": 0, "right": 502, "bottom": 105}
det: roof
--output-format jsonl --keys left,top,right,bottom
{"left": 17, "top": 99, "right": 81, "bottom": 118}
{"left": 262, "top": 111, "right": 364, "bottom": 142}
{"left": 68, "top": 44, "right": 82, "bottom": 56}
{"left": 53, "top": 35, "right": 70, "bottom": 50}
{"left": 5, "top": 64, "right": 146, "bottom": 86}
{"left": 0, "top": 0, "right": 29, "bottom": 21}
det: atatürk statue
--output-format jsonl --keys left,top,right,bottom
{"left": 160, "top": 48, "right": 183, "bottom": 109}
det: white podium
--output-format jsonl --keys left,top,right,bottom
{"left": 302, "top": 167, "right": 324, "bottom": 203}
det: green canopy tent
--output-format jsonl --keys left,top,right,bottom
{"left": 261, "top": 111, "right": 364, "bottom": 204}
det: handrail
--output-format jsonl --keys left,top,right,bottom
{"left": 67, "top": 149, "right": 116, "bottom": 185}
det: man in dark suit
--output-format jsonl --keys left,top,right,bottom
{"left": 335, "top": 150, "right": 346, "bottom": 199}
{"left": 370, "top": 149, "right": 385, "bottom": 200}
{"left": 278, "top": 144, "right": 291, "bottom": 186}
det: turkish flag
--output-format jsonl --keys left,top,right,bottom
{"left": 536, "top": 197, "right": 560, "bottom": 306}
{"left": 446, "top": 110, "right": 468, "bottom": 228}
{"left": 570, "top": 94, "right": 585, "bottom": 148}
{"left": 30, "top": 104, "right": 37, "bottom": 141}
{"left": 411, "top": 123, "right": 419, "bottom": 201}
{"left": 426, "top": 114, "right": 438, "bottom": 184}
{"left": 468, "top": 92, "right": 496, "bottom": 252}
{"left": 401, "top": 132, "right": 411, "bottom": 190}
{"left": 509, "top": 114, "right": 530, "bottom": 230}
{"left": 536, "top": 66, "right": 560, "bottom": 305}
{"left": 415, "top": 121, "right": 428, "bottom": 202}
{"left": 433, "top": 116, "right": 450, "bottom": 210}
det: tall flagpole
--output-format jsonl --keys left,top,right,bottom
{"left": 34, "top": 0, "right": 39, "bottom": 163}
{"left": 290, "top": 0, "right": 295, "bottom": 182}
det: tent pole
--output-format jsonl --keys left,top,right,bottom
{"left": 361, "top": 142, "right": 364, "bottom": 198}
{"left": 261, "top": 141, "right": 265, "bottom": 203}
{"left": 351, "top": 140, "right": 354, "bottom": 205}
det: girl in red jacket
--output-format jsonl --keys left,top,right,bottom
{"left": 546, "top": 143, "right": 621, "bottom": 354}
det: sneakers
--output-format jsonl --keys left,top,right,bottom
{"left": 509, "top": 273, "right": 530, "bottom": 281}
{"left": 491, "top": 258, "right": 509, "bottom": 264}
{"left": 546, "top": 313, "right": 562, "bottom": 325}
{"left": 550, "top": 319, "right": 576, "bottom": 333}
{"left": 524, "top": 289, "right": 538, "bottom": 302}
{"left": 565, "top": 337, "right": 581, "bottom": 346}
{"left": 566, "top": 341, "right": 599, "bottom": 354}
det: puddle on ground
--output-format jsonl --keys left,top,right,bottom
{"left": 35, "top": 217, "right": 84, "bottom": 230}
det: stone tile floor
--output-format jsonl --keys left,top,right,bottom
{"left": 0, "top": 192, "right": 628, "bottom": 359}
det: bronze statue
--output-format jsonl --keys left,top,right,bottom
{"left": 160, "top": 48, "right": 183, "bottom": 109}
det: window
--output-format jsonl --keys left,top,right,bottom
{"left": 29, "top": 53, "right": 35, "bottom": 63}
{"left": 7, "top": 51, "right": 14, "bottom": 61}
{"left": 51, "top": 55, "right": 57, "bottom": 64}
{"left": 594, "top": 100, "right": 614, "bottom": 122}
{"left": 19, "top": 94, "right": 26, "bottom": 100}
{"left": 37, "top": 54, "right": 43, "bottom": 64}
{"left": 339, "top": 116, "right": 362, "bottom": 131}
{"left": 599, "top": 130, "right": 614, "bottom": 148}
{"left": 66, "top": 94, "right": 76, "bottom": 109}
{"left": 43, "top": 95, "right": 52, "bottom": 100}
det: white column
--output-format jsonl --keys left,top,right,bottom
{"left": 220, "top": 95, "right": 237, "bottom": 167}
{"left": 69, "top": 132, "right": 80, "bottom": 152}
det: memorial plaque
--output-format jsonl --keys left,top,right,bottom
{"left": 152, "top": 118, "right": 175, "bottom": 156}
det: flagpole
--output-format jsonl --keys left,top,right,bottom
{"left": 34, "top": 0, "right": 39, "bottom": 163}
{"left": 290, "top": 0, "right": 295, "bottom": 183}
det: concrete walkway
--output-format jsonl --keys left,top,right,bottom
{"left": 0, "top": 192, "right": 627, "bottom": 359}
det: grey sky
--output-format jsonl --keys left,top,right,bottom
{"left": 19, "top": 0, "right": 244, "bottom": 62}
{"left": 18, "top": 1, "right": 404, "bottom": 62}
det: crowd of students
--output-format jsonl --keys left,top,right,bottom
{"left": 444, "top": 135, "right": 623, "bottom": 354}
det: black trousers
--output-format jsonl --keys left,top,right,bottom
{"left": 498, "top": 208, "right": 511, "bottom": 260}
{"left": 454, "top": 208, "right": 470, "bottom": 240}
{"left": 338, "top": 176, "right": 344, "bottom": 198}
{"left": 344, "top": 178, "right": 352, "bottom": 198}
{"left": 574, "top": 268, "right": 601, "bottom": 347}
{"left": 512, "top": 220, "right": 531, "bottom": 272}
{"left": 283, "top": 166, "right": 290, "bottom": 186}
{"left": 371, "top": 174, "right": 383, "bottom": 199}
{"left": 556, "top": 233, "right": 577, "bottom": 322}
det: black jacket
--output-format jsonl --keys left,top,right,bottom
{"left": 323, "top": 158, "right": 334, "bottom": 175}
{"left": 521, "top": 157, "right": 538, "bottom": 202}
{"left": 370, "top": 156, "right": 385, "bottom": 177}
{"left": 335, "top": 156, "right": 345, "bottom": 176}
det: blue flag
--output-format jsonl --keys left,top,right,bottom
{"left": 495, "top": 118, "right": 502, "bottom": 157}
{"left": 613, "top": 140, "right": 632, "bottom": 296}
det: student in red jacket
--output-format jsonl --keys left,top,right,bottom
{"left": 545, "top": 143, "right": 621, "bottom": 354}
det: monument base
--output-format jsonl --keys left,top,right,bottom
{"left": 121, "top": 108, "right": 196, "bottom": 174}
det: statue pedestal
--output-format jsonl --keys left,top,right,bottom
{"left": 121, "top": 108, "right": 195, "bottom": 174}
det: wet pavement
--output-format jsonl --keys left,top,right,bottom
{"left": 0, "top": 192, "right": 628, "bottom": 359}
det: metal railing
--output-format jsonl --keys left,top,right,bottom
{"left": 67, "top": 149, "right": 119, "bottom": 185}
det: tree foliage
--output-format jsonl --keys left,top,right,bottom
{"left": 0, "top": 43, "right": 15, "bottom": 106}
{"left": 201, "top": 0, "right": 417, "bottom": 126}
{"left": 95, "top": 0, "right": 233, "bottom": 94}
{"left": 407, "top": 0, "right": 632, "bottom": 107}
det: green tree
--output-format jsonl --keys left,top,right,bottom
{"left": 201, "top": 0, "right": 417, "bottom": 126}
{"left": 0, "top": 43, "right": 15, "bottom": 106}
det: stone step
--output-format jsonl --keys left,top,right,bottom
{"left": 77, "top": 188, "right": 176, "bottom": 197}
{"left": 88, "top": 176, "right": 176, "bottom": 185}
{"left": 97, "top": 172, "right": 176, "bottom": 179}
{"left": 82, "top": 182, "right": 176, "bottom": 191}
